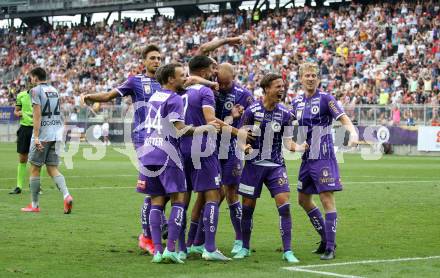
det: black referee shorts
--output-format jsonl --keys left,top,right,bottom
{"left": 17, "top": 125, "right": 33, "bottom": 154}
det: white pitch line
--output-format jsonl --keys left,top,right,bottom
{"left": 285, "top": 268, "right": 363, "bottom": 278}
{"left": 288, "top": 255, "right": 440, "bottom": 269}
{"left": 0, "top": 174, "right": 137, "bottom": 180}
{"left": 283, "top": 255, "right": 440, "bottom": 277}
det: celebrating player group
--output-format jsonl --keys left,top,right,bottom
{"left": 21, "top": 36, "right": 358, "bottom": 265}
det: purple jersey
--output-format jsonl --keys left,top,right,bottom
{"left": 216, "top": 83, "right": 254, "bottom": 157}
{"left": 137, "top": 89, "right": 184, "bottom": 168}
{"left": 239, "top": 100, "right": 295, "bottom": 166}
{"left": 291, "top": 91, "right": 345, "bottom": 160}
{"left": 115, "top": 74, "right": 161, "bottom": 144}
{"left": 179, "top": 84, "right": 216, "bottom": 156}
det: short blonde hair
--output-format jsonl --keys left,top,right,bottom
{"left": 299, "top": 62, "right": 319, "bottom": 78}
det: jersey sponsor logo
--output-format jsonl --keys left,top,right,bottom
{"left": 264, "top": 113, "right": 272, "bottom": 120}
{"left": 271, "top": 121, "right": 281, "bottom": 132}
{"left": 311, "top": 97, "right": 320, "bottom": 104}
{"left": 251, "top": 105, "right": 260, "bottom": 113}
{"left": 296, "top": 109, "right": 303, "bottom": 119}
{"left": 149, "top": 91, "right": 170, "bottom": 103}
{"left": 297, "top": 102, "right": 305, "bottom": 108}
{"left": 224, "top": 101, "right": 234, "bottom": 110}
{"left": 254, "top": 111, "right": 264, "bottom": 120}
{"left": 273, "top": 112, "right": 283, "bottom": 121}
{"left": 311, "top": 105, "right": 320, "bottom": 114}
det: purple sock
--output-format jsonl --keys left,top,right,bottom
{"left": 193, "top": 208, "right": 205, "bottom": 246}
{"left": 167, "top": 203, "right": 185, "bottom": 252}
{"left": 149, "top": 205, "right": 164, "bottom": 253}
{"left": 229, "top": 201, "right": 242, "bottom": 240}
{"left": 186, "top": 220, "right": 198, "bottom": 247}
{"left": 161, "top": 210, "right": 167, "bottom": 228}
{"left": 203, "top": 202, "right": 219, "bottom": 252}
{"left": 325, "top": 212, "right": 338, "bottom": 251}
{"left": 307, "top": 207, "right": 326, "bottom": 242}
{"left": 178, "top": 206, "right": 188, "bottom": 252}
{"left": 278, "top": 203, "right": 292, "bottom": 252}
{"left": 241, "top": 205, "right": 254, "bottom": 250}
{"left": 140, "top": 196, "right": 151, "bottom": 238}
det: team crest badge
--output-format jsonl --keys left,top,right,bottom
{"left": 311, "top": 105, "right": 319, "bottom": 114}
{"left": 271, "top": 122, "right": 281, "bottom": 132}
{"left": 224, "top": 101, "right": 233, "bottom": 110}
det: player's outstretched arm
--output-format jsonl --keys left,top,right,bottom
{"left": 196, "top": 36, "right": 242, "bottom": 56}
{"left": 338, "top": 114, "right": 359, "bottom": 147}
{"left": 80, "top": 89, "right": 120, "bottom": 105}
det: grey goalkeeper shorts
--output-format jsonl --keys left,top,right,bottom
{"left": 28, "top": 140, "right": 60, "bottom": 167}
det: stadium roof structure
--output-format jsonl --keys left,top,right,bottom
{"left": 0, "top": 0, "right": 242, "bottom": 20}
{"left": 1, "top": 0, "right": 359, "bottom": 27}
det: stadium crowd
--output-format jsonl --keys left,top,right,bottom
{"left": 0, "top": 0, "right": 439, "bottom": 124}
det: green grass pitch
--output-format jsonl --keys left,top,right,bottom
{"left": 0, "top": 142, "right": 439, "bottom": 277}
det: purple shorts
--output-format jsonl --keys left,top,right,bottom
{"left": 220, "top": 157, "right": 243, "bottom": 186}
{"left": 183, "top": 155, "right": 221, "bottom": 193}
{"left": 141, "top": 165, "right": 187, "bottom": 196}
{"left": 297, "top": 159, "right": 343, "bottom": 194}
{"left": 134, "top": 142, "right": 149, "bottom": 194}
{"left": 238, "top": 163, "right": 290, "bottom": 199}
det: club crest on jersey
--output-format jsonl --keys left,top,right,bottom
{"left": 311, "top": 105, "right": 320, "bottom": 114}
{"left": 271, "top": 122, "right": 281, "bottom": 132}
{"left": 224, "top": 101, "right": 234, "bottom": 110}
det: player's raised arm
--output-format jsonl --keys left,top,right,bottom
{"left": 196, "top": 36, "right": 243, "bottom": 56}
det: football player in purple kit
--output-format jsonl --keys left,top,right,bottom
{"left": 291, "top": 62, "right": 358, "bottom": 260}
{"left": 139, "top": 63, "right": 219, "bottom": 264}
{"left": 181, "top": 55, "right": 243, "bottom": 261}
{"left": 81, "top": 45, "right": 162, "bottom": 255}
{"left": 215, "top": 63, "right": 254, "bottom": 254}
{"left": 234, "top": 74, "right": 304, "bottom": 263}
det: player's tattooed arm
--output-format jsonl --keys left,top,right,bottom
{"left": 338, "top": 114, "right": 359, "bottom": 147}
{"left": 80, "top": 89, "right": 120, "bottom": 105}
{"left": 185, "top": 76, "right": 219, "bottom": 91}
